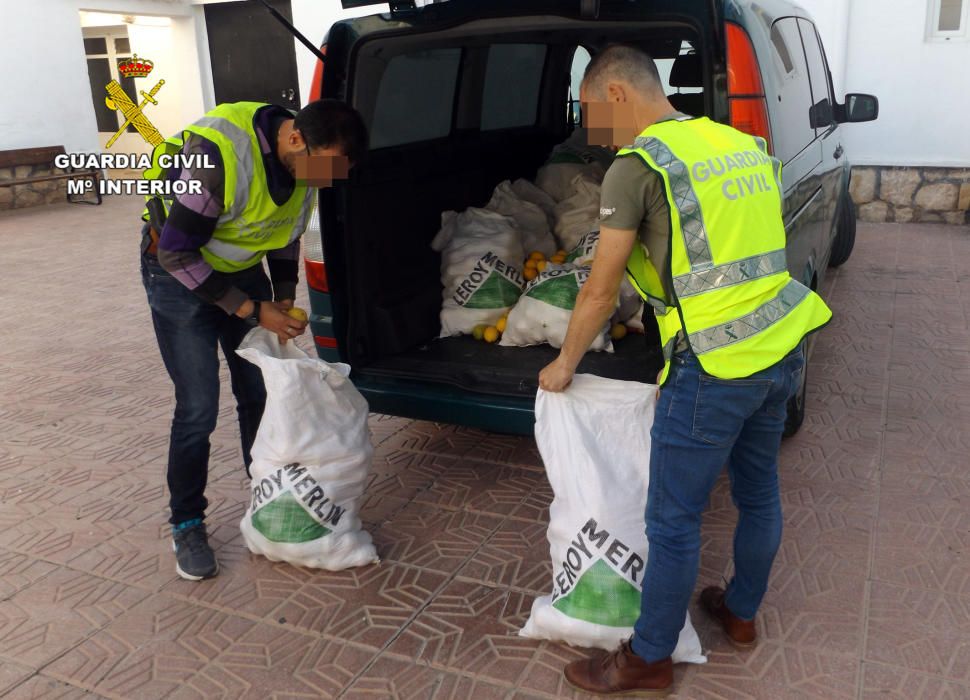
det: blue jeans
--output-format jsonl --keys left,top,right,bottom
{"left": 632, "top": 347, "right": 805, "bottom": 662}
{"left": 141, "top": 251, "right": 271, "bottom": 525}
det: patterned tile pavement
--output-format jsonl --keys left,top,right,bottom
{"left": 1, "top": 195, "right": 968, "bottom": 699}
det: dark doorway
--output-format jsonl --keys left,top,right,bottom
{"left": 204, "top": 0, "right": 301, "bottom": 108}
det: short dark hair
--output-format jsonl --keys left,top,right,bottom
{"left": 293, "top": 99, "right": 369, "bottom": 164}
{"left": 582, "top": 44, "right": 664, "bottom": 100}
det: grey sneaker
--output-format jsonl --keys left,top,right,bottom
{"left": 172, "top": 523, "right": 219, "bottom": 580}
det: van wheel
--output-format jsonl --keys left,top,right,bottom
{"left": 829, "top": 196, "right": 856, "bottom": 268}
{"left": 783, "top": 342, "right": 808, "bottom": 438}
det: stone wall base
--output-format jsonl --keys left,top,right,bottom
{"left": 850, "top": 166, "right": 970, "bottom": 225}
{"left": 0, "top": 164, "right": 104, "bottom": 210}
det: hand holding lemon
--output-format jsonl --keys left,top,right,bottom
{"left": 253, "top": 302, "right": 309, "bottom": 344}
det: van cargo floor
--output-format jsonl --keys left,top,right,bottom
{"left": 359, "top": 335, "right": 664, "bottom": 398}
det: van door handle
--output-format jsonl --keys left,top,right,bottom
{"left": 834, "top": 145, "right": 844, "bottom": 160}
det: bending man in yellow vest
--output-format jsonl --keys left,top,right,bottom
{"left": 140, "top": 100, "right": 367, "bottom": 581}
{"left": 539, "top": 46, "right": 831, "bottom": 697}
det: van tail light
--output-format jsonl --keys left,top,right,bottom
{"left": 303, "top": 215, "right": 328, "bottom": 292}
{"left": 308, "top": 44, "right": 327, "bottom": 102}
{"left": 726, "top": 23, "right": 773, "bottom": 154}
{"left": 305, "top": 259, "right": 329, "bottom": 293}
{"left": 314, "top": 335, "right": 337, "bottom": 349}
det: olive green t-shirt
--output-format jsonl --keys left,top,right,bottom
{"left": 598, "top": 113, "right": 692, "bottom": 303}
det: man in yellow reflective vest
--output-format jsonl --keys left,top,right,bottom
{"left": 540, "top": 46, "right": 831, "bottom": 696}
{"left": 140, "top": 100, "right": 367, "bottom": 581}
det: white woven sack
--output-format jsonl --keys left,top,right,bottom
{"left": 485, "top": 180, "right": 558, "bottom": 258}
{"left": 431, "top": 208, "right": 526, "bottom": 336}
{"left": 499, "top": 264, "right": 612, "bottom": 352}
{"left": 521, "top": 374, "right": 706, "bottom": 665}
{"left": 236, "top": 329, "right": 378, "bottom": 571}
{"left": 554, "top": 173, "right": 602, "bottom": 252}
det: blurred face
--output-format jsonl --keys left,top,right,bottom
{"left": 580, "top": 83, "right": 642, "bottom": 149}
{"left": 294, "top": 146, "right": 351, "bottom": 188}
{"left": 281, "top": 129, "right": 352, "bottom": 188}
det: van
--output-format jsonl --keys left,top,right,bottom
{"left": 302, "top": 0, "right": 878, "bottom": 436}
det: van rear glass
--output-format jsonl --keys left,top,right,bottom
{"left": 369, "top": 48, "right": 461, "bottom": 148}
{"left": 767, "top": 19, "right": 815, "bottom": 163}
{"left": 481, "top": 44, "right": 547, "bottom": 130}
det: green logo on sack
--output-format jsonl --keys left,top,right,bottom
{"left": 251, "top": 491, "right": 331, "bottom": 543}
{"left": 452, "top": 251, "right": 524, "bottom": 309}
{"left": 464, "top": 271, "right": 523, "bottom": 309}
{"left": 553, "top": 558, "right": 641, "bottom": 627}
{"left": 525, "top": 268, "right": 590, "bottom": 310}
{"left": 249, "top": 463, "right": 345, "bottom": 543}
{"left": 549, "top": 518, "right": 645, "bottom": 627}
{"left": 566, "top": 231, "right": 599, "bottom": 263}
{"left": 527, "top": 274, "right": 579, "bottom": 310}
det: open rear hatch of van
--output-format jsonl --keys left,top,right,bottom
{"left": 317, "top": 0, "right": 723, "bottom": 399}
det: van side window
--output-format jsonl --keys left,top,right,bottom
{"left": 370, "top": 48, "right": 462, "bottom": 148}
{"left": 767, "top": 18, "right": 816, "bottom": 163}
{"left": 798, "top": 19, "right": 835, "bottom": 132}
{"left": 481, "top": 44, "right": 547, "bottom": 130}
{"left": 569, "top": 46, "right": 591, "bottom": 126}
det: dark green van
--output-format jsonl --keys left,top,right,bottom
{"left": 302, "top": 0, "right": 878, "bottom": 435}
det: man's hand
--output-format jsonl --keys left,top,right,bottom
{"left": 537, "top": 226, "right": 638, "bottom": 392}
{"left": 260, "top": 301, "right": 307, "bottom": 344}
{"left": 539, "top": 355, "right": 576, "bottom": 393}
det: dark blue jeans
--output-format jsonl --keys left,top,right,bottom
{"left": 141, "top": 252, "right": 271, "bottom": 525}
{"left": 632, "top": 347, "right": 805, "bottom": 662}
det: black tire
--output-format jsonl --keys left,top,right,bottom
{"left": 783, "top": 342, "right": 808, "bottom": 438}
{"left": 828, "top": 196, "right": 856, "bottom": 268}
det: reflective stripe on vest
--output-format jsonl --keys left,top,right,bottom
{"left": 192, "top": 116, "right": 252, "bottom": 224}
{"left": 673, "top": 248, "right": 788, "bottom": 298}
{"left": 144, "top": 103, "right": 313, "bottom": 273}
{"left": 688, "top": 278, "right": 809, "bottom": 354}
{"left": 633, "top": 135, "right": 713, "bottom": 271}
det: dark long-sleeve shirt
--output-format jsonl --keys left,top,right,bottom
{"left": 157, "top": 105, "right": 302, "bottom": 314}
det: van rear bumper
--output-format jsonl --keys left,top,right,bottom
{"left": 353, "top": 373, "right": 536, "bottom": 436}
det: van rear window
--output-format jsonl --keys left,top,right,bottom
{"left": 767, "top": 19, "right": 815, "bottom": 163}
{"left": 481, "top": 44, "right": 547, "bottom": 130}
{"left": 370, "top": 48, "right": 462, "bottom": 148}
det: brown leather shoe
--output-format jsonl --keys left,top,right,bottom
{"left": 564, "top": 640, "right": 673, "bottom": 697}
{"left": 700, "top": 586, "right": 757, "bottom": 648}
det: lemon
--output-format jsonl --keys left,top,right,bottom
{"left": 286, "top": 307, "right": 309, "bottom": 322}
{"left": 557, "top": 249, "right": 567, "bottom": 257}
{"left": 524, "top": 267, "right": 538, "bottom": 281}
{"left": 610, "top": 323, "right": 628, "bottom": 340}
{"left": 536, "top": 260, "right": 548, "bottom": 272}
{"left": 472, "top": 324, "right": 487, "bottom": 341}
{"left": 550, "top": 254, "right": 566, "bottom": 264}
{"left": 496, "top": 316, "right": 507, "bottom": 333}
{"left": 483, "top": 326, "right": 500, "bottom": 343}
{"left": 528, "top": 251, "right": 545, "bottom": 261}
{"left": 525, "top": 259, "right": 538, "bottom": 270}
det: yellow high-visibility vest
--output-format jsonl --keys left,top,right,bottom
{"left": 143, "top": 102, "right": 313, "bottom": 273}
{"left": 619, "top": 117, "right": 832, "bottom": 384}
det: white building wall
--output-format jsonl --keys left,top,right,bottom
{"left": 1, "top": 0, "right": 967, "bottom": 169}
{"left": 289, "top": 1, "right": 389, "bottom": 107}
{"left": 0, "top": 3, "right": 102, "bottom": 154}
{"left": 800, "top": 0, "right": 970, "bottom": 167}
{"left": 0, "top": 0, "right": 207, "bottom": 155}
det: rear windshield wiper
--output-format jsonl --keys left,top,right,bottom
{"left": 254, "top": 0, "right": 326, "bottom": 64}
